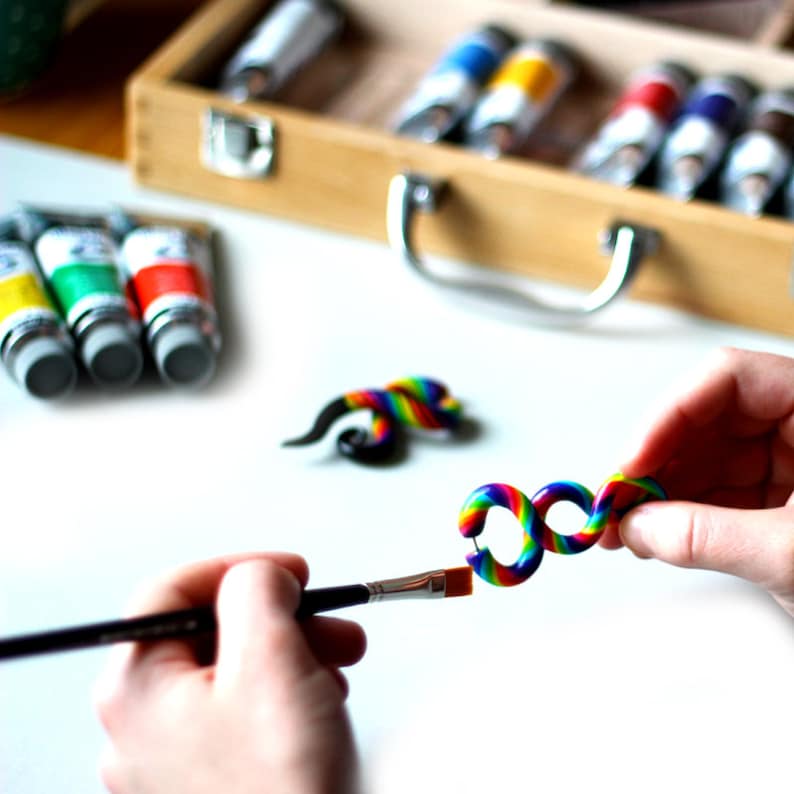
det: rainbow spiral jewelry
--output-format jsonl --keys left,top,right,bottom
{"left": 459, "top": 473, "right": 666, "bottom": 586}
{"left": 283, "top": 377, "right": 462, "bottom": 463}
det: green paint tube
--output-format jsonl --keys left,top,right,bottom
{"left": 18, "top": 207, "right": 143, "bottom": 390}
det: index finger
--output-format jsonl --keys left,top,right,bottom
{"left": 126, "top": 551, "right": 309, "bottom": 617}
{"left": 621, "top": 347, "right": 794, "bottom": 478}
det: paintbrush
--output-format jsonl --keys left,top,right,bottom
{"left": 0, "top": 567, "right": 473, "bottom": 662}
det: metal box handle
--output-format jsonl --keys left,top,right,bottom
{"left": 387, "top": 171, "right": 661, "bottom": 323}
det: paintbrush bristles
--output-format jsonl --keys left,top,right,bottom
{"left": 444, "top": 566, "right": 473, "bottom": 598}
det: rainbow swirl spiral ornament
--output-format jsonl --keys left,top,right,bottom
{"left": 283, "top": 377, "right": 462, "bottom": 463}
{"left": 459, "top": 473, "right": 666, "bottom": 586}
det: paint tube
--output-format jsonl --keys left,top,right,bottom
{"left": 463, "top": 38, "right": 578, "bottom": 159}
{"left": 720, "top": 88, "right": 794, "bottom": 216}
{"left": 0, "top": 217, "right": 76, "bottom": 399}
{"left": 220, "top": 0, "right": 344, "bottom": 103}
{"left": 573, "top": 61, "right": 694, "bottom": 186}
{"left": 17, "top": 207, "right": 143, "bottom": 389}
{"left": 394, "top": 25, "right": 517, "bottom": 144}
{"left": 656, "top": 74, "right": 755, "bottom": 200}
{"left": 110, "top": 210, "right": 221, "bottom": 389}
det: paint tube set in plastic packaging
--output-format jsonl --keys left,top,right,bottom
{"left": 0, "top": 208, "right": 221, "bottom": 400}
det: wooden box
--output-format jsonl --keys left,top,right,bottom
{"left": 128, "top": 0, "right": 794, "bottom": 334}
{"left": 558, "top": 0, "right": 792, "bottom": 45}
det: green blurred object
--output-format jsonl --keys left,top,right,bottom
{"left": 0, "top": 0, "right": 69, "bottom": 96}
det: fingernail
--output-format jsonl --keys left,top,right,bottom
{"left": 619, "top": 505, "right": 664, "bottom": 559}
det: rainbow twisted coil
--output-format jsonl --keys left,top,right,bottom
{"left": 283, "top": 377, "right": 462, "bottom": 463}
{"left": 459, "top": 473, "right": 666, "bottom": 586}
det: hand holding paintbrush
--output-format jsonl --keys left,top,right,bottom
{"left": 0, "top": 552, "right": 471, "bottom": 793}
{"left": 88, "top": 553, "right": 367, "bottom": 794}
{"left": 0, "top": 561, "right": 472, "bottom": 661}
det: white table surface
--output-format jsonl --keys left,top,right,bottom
{"left": 0, "top": 135, "right": 792, "bottom": 794}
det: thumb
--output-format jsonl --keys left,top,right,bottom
{"left": 214, "top": 559, "right": 318, "bottom": 692}
{"left": 620, "top": 502, "right": 794, "bottom": 595}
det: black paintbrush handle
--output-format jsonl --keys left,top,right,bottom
{"left": 0, "top": 606, "right": 217, "bottom": 661}
{"left": 295, "top": 585, "right": 370, "bottom": 618}
{"left": 0, "top": 584, "right": 371, "bottom": 662}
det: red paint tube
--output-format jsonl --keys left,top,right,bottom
{"left": 572, "top": 61, "right": 695, "bottom": 186}
{"left": 112, "top": 210, "right": 221, "bottom": 388}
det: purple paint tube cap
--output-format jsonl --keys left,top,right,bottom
{"left": 152, "top": 323, "right": 216, "bottom": 388}
{"left": 81, "top": 322, "right": 143, "bottom": 389}
{"left": 11, "top": 336, "right": 77, "bottom": 399}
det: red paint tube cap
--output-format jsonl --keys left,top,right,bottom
{"left": 152, "top": 323, "right": 216, "bottom": 388}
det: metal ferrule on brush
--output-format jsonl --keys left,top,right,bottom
{"left": 366, "top": 570, "right": 446, "bottom": 602}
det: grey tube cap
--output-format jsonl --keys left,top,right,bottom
{"left": 152, "top": 323, "right": 216, "bottom": 388}
{"left": 11, "top": 336, "right": 77, "bottom": 399}
{"left": 81, "top": 322, "right": 143, "bottom": 389}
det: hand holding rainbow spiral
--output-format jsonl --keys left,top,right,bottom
{"left": 459, "top": 473, "right": 666, "bottom": 586}
{"left": 283, "top": 377, "right": 462, "bottom": 463}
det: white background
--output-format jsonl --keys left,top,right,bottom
{"left": 0, "top": 136, "right": 792, "bottom": 793}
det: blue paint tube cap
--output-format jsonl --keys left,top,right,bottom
{"left": 11, "top": 336, "right": 77, "bottom": 399}
{"left": 152, "top": 323, "right": 216, "bottom": 388}
{"left": 81, "top": 322, "right": 143, "bottom": 389}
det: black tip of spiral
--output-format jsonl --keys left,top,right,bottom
{"left": 337, "top": 427, "right": 401, "bottom": 464}
{"left": 282, "top": 398, "right": 350, "bottom": 447}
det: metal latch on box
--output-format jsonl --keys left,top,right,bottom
{"left": 201, "top": 108, "right": 275, "bottom": 179}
